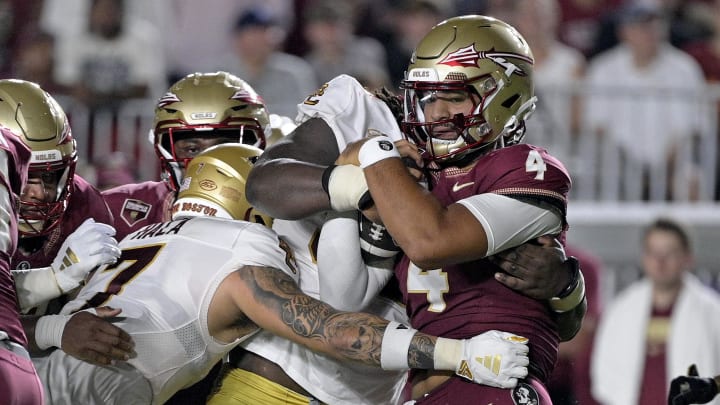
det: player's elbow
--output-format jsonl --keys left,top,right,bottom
{"left": 400, "top": 237, "right": 445, "bottom": 270}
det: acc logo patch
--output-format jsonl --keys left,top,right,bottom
{"left": 511, "top": 381, "right": 539, "bottom": 405}
{"left": 120, "top": 198, "right": 152, "bottom": 227}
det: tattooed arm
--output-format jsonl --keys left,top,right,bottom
{"left": 208, "top": 265, "right": 531, "bottom": 389}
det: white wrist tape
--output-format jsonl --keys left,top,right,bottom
{"left": 35, "top": 314, "right": 72, "bottom": 350}
{"left": 327, "top": 165, "right": 369, "bottom": 211}
{"left": 433, "top": 337, "right": 464, "bottom": 371}
{"left": 380, "top": 321, "right": 418, "bottom": 370}
{"left": 359, "top": 135, "right": 400, "bottom": 168}
{"left": 549, "top": 271, "right": 586, "bottom": 312}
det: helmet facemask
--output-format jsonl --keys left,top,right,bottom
{"left": 151, "top": 72, "right": 271, "bottom": 191}
{"left": 0, "top": 79, "right": 77, "bottom": 236}
{"left": 400, "top": 15, "right": 537, "bottom": 166}
{"left": 18, "top": 161, "right": 76, "bottom": 236}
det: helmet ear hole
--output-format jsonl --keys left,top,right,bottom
{"left": 501, "top": 94, "right": 521, "bottom": 109}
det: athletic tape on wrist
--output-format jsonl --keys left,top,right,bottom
{"left": 35, "top": 314, "right": 72, "bottom": 350}
{"left": 433, "top": 337, "right": 464, "bottom": 371}
{"left": 550, "top": 271, "right": 586, "bottom": 312}
{"left": 358, "top": 136, "right": 400, "bottom": 168}
{"left": 327, "top": 165, "right": 369, "bottom": 211}
{"left": 380, "top": 321, "right": 418, "bottom": 370}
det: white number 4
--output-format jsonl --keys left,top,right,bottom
{"left": 407, "top": 264, "right": 449, "bottom": 312}
{"left": 525, "top": 150, "right": 547, "bottom": 180}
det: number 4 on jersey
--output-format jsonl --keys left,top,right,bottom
{"left": 525, "top": 150, "right": 547, "bottom": 180}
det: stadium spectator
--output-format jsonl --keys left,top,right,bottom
{"left": 582, "top": 1, "right": 708, "bottom": 201}
{"left": 592, "top": 217, "right": 720, "bottom": 405}
{"left": 219, "top": 8, "right": 318, "bottom": 118}
{"left": 52, "top": 0, "right": 167, "bottom": 110}
{"left": 301, "top": 0, "right": 390, "bottom": 88}
{"left": 508, "top": 0, "right": 587, "bottom": 191}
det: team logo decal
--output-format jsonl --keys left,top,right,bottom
{"left": 230, "top": 89, "right": 264, "bottom": 105}
{"left": 199, "top": 179, "right": 217, "bottom": 191}
{"left": 511, "top": 381, "right": 539, "bottom": 405}
{"left": 15, "top": 261, "right": 31, "bottom": 270}
{"left": 157, "top": 92, "right": 181, "bottom": 108}
{"left": 120, "top": 198, "right": 152, "bottom": 227}
{"left": 439, "top": 44, "right": 532, "bottom": 77}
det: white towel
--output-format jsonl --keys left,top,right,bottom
{"left": 591, "top": 273, "right": 720, "bottom": 405}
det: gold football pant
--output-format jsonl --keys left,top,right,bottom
{"left": 207, "top": 367, "right": 324, "bottom": 405}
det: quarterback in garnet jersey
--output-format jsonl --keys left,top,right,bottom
{"left": 395, "top": 144, "right": 570, "bottom": 386}
{"left": 337, "top": 15, "right": 585, "bottom": 404}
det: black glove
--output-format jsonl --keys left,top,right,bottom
{"left": 668, "top": 364, "right": 719, "bottom": 405}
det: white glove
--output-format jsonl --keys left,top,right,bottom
{"left": 51, "top": 218, "right": 121, "bottom": 292}
{"left": 433, "top": 330, "right": 530, "bottom": 389}
{"left": 456, "top": 330, "right": 530, "bottom": 388}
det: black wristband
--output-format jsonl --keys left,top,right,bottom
{"left": 357, "top": 190, "right": 374, "bottom": 210}
{"left": 556, "top": 256, "right": 580, "bottom": 298}
{"left": 321, "top": 164, "right": 336, "bottom": 194}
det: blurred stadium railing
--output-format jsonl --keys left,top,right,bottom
{"left": 55, "top": 83, "right": 720, "bottom": 296}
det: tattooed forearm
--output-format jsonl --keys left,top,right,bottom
{"left": 239, "top": 265, "right": 400, "bottom": 367}
{"left": 408, "top": 334, "right": 436, "bottom": 369}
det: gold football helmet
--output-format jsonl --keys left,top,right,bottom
{"left": 401, "top": 15, "right": 537, "bottom": 164}
{"left": 172, "top": 143, "right": 272, "bottom": 226}
{"left": 152, "top": 71, "right": 271, "bottom": 190}
{"left": 0, "top": 79, "right": 76, "bottom": 235}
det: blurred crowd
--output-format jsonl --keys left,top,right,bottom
{"left": 1, "top": 1, "right": 720, "bottom": 404}
{"left": 2, "top": 0, "right": 720, "bottom": 199}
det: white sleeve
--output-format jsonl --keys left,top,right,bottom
{"left": 295, "top": 75, "right": 403, "bottom": 151}
{"left": 12, "top": 267, "right": 64, "bottom": 313}
{"left": 317, "top": 212, "right": 394, "bottom": 311}
{"left": 0, "top": 149, "right": 12, "bottom": 253}
{"left": 457, "top": 194, "right": 563, "bottom": 256}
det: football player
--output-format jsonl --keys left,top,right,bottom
{"left": 335, "top": 15, "right": 584, "bottom": 403}
{"left": 102, "top": 71, "right": 273, "bottom": 241}
{"left": 101, "top": 70, "right": 293, "bottom": 403}
{"left": 0, "top": 80, "right": 131, "bottom": 368}
{"left": 0, "top": 126, "right": 44, "bottom": 404}
{"left": 36, "top": 144, "right": 531, "bottom": 404}
{"left": 246, "top": 15, "right": 586, "bottom": 404}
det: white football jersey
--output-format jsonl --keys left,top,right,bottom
{"left": 55, "top": 216, "right": 297, "bottom": 405}
{"left": 240, "top": 75, "right": 409, "bottom": 404}
{"left": 295, "top": 74, "right": 403, "bottom": 148}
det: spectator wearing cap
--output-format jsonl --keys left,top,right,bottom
{"left": 301, "top": 0, "right": 390, "bottom": 88}
{"left": 217, "top": 7, "right": 317, "bottom": 118}
{"left": 581, "top": 1, "right": 708, "bottom": 201}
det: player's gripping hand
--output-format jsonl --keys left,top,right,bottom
{"left": 61, "top": 307, "right": 136, "bottom": 366}
{"left": 433, "top": 330, "right": 529, "bottom": 389}
{"left": 668, "top": 364, "right": 719, "bottom": 405}
{"left": 51, "top": 218, "right": 121, "bottom": 292}
{"left": 458, "top": 331, "right": 530, "bottom": 388}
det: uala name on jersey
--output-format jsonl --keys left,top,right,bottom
{"left": 129, "top": 218, "right": 190, "bottom": 240}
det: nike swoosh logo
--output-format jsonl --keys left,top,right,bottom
{"left": 452, "top": 181, "right": 474, "bottom": 192}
